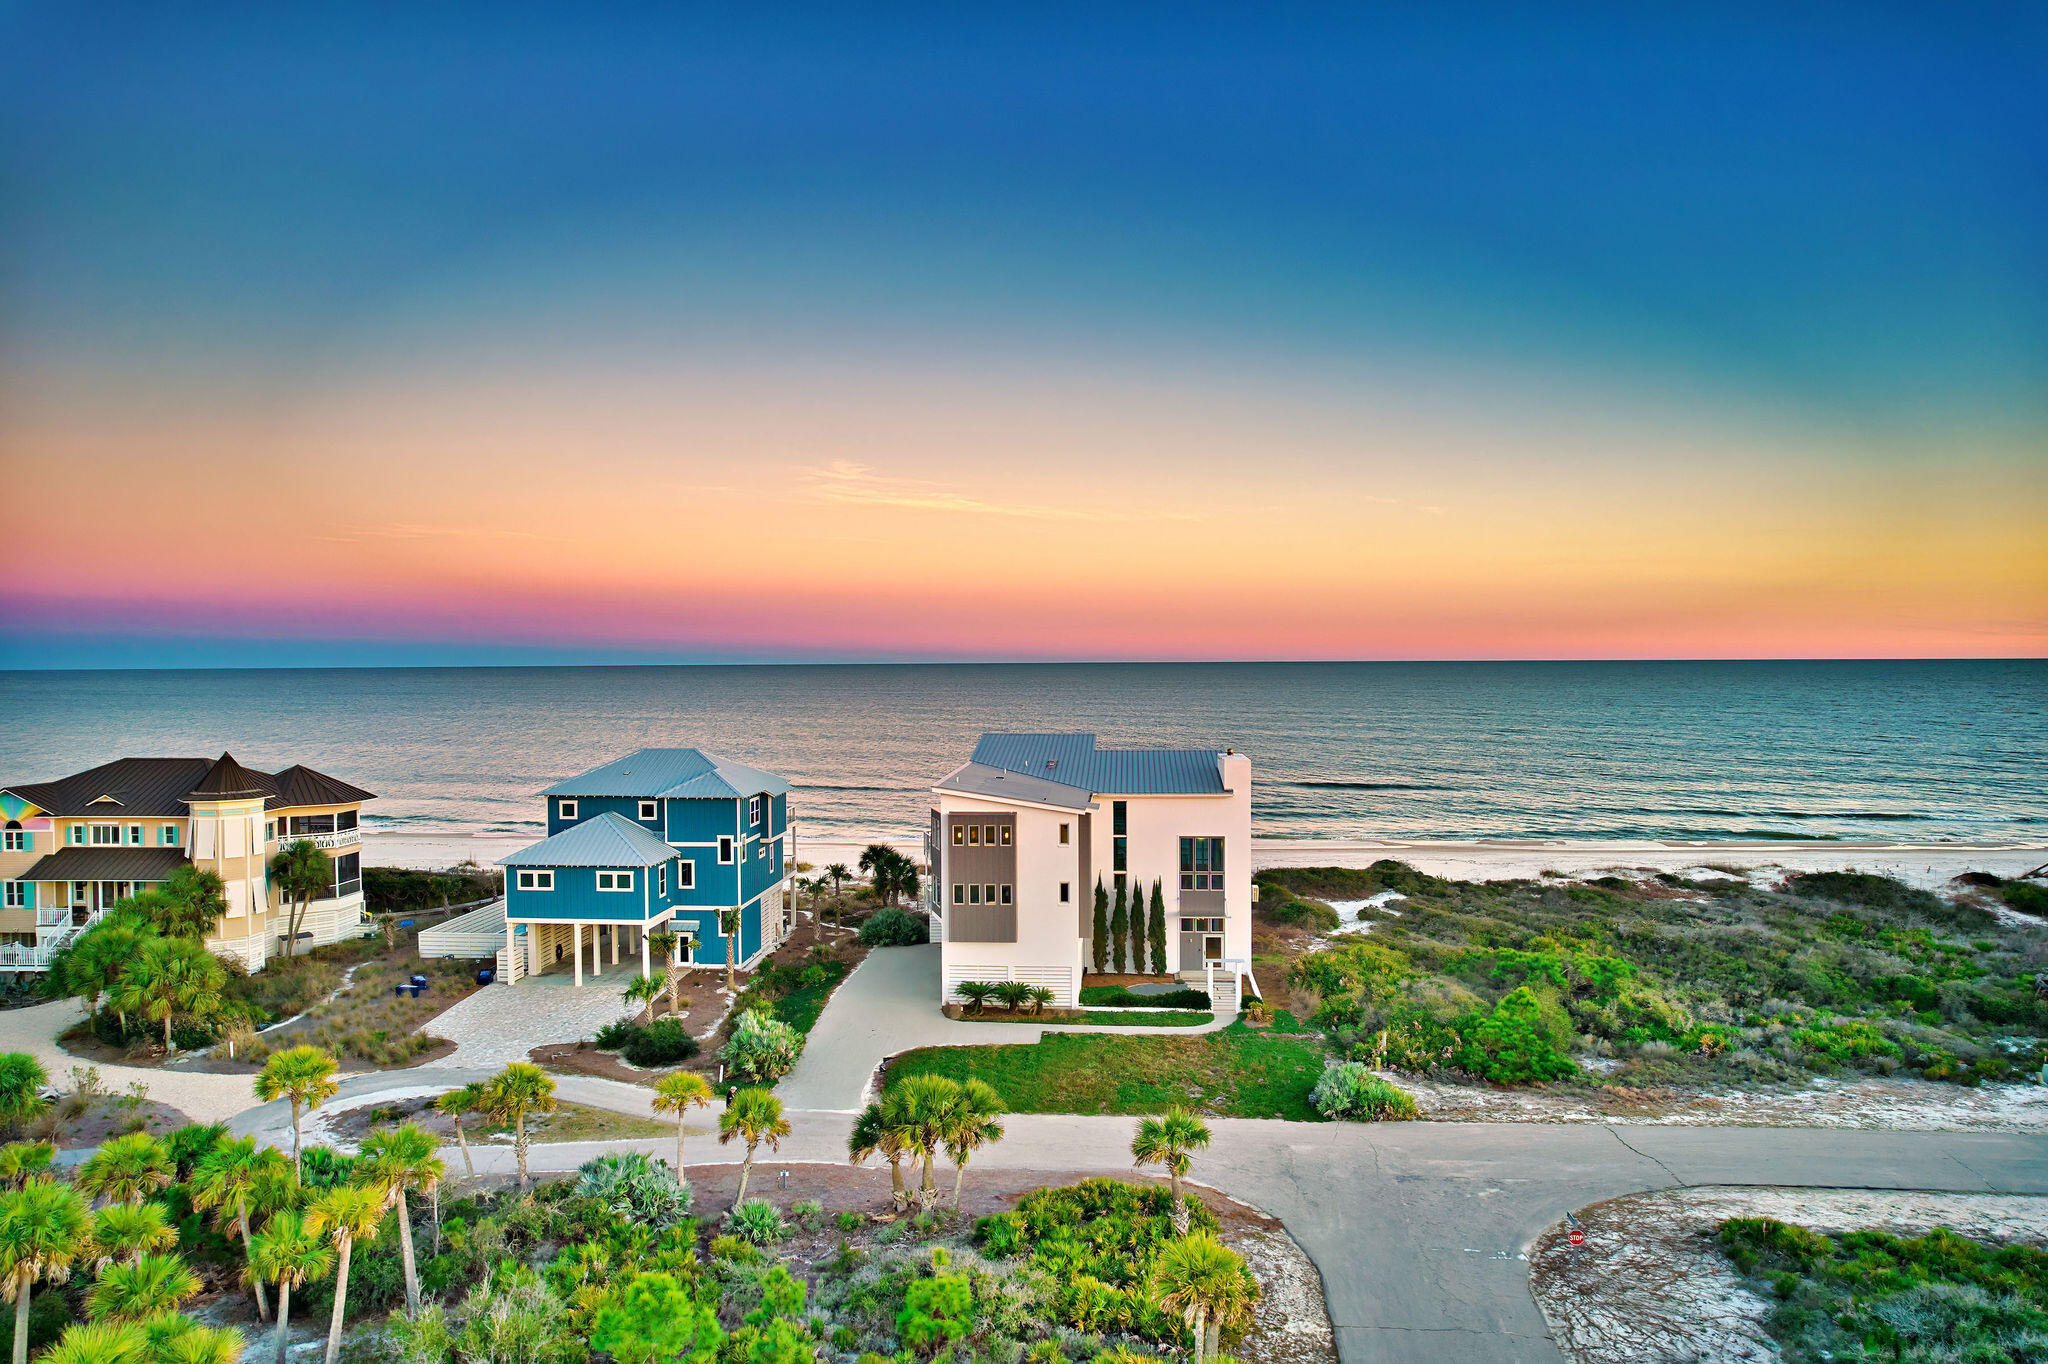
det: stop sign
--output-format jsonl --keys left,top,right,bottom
{"left": 1568, "top": 1228, "right": 1585, "bottom": 1247}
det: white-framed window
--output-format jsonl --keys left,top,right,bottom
{"left": 639, "top": 800, "right": 659, "bottom": 821}
{"left": 1059, "top": 881, "right": 1071, "bottom": 903}
{"left": 68, "top": 825, "right": 84, "bottom": 846}
{"left": 2, "top": 883, "right": 23, "bottom": 908}
{"left": 1059, "top": 822, "right": 1070, "bottom": 844}
{"left": 983, "top": 824, "right": 996, "bottom": 845}
{"left": 952, "top": 883, "right": 965, "bottom": 905}
{"left": 966, "top": 825, "right": 979, "bottom": 846}
{"left": 558, "top": 799, "right": 578, "bottom": 820}
{"left": 676, "top": 859, "right": 694, "bottom": 890}
{"left": 1, "top": 832, "right": 24, "bottom": 852}
{"left": 952, "top": 825, "right": 965, "bottom": 846}
{"left": 967, "top": 884, "right": 981, "bottom": 905}
{"left": 658, "top": 864, "right": 667, "bottom": 895}
{"left": 1179, "top": 836, "right": 1225, "bottom": 891}
{"left": 89, "top": 824, "right": 122, "bottom": 846}
{"left": 597, "top": 870, "right": 635, "bottom": 892}
{"left": 127, "top": 824, "right": 142, "bottom": 845}
{"left": 718, "top": 836, "right": 734, "bottom": 864}
{"left": 749, "top": 795, "right": 763, "bottom": 827}
{"left": 999, "top": 825, "right": 1012, "bottom": 846}
{"left": 757, "top": 841, "right": 766, "bottom": 860}
{"left": 983, "top": 883, "right": 996, "bottom": 903}
{"left": 516, "top": 870, "right": 555, "bottom": 891}
{"left": 999, "top": 884, "right": 1013, "bottom": 905}
{"left": 1179, "top": 916, "right": 1224, "bottom": 933}
{"left": 161, "top": 825, "right": 178, "bottom": 847}
{"left": 264, "top": 821, "right": 275, "bottom": 843}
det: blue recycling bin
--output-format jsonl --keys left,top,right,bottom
{"left": 477, "top": 968, "right": 496, "bottom": 986}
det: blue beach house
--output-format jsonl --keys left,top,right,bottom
{"left": 497, "top": 748, "right": 793, "bottom": 985}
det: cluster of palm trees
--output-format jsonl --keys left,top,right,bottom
{"left": 848, "top": 1075, "right": 1006, "bottom": 1215}
{"left": 952, "top": 980, "right": 1056, "bottom": 1015}
{"left": 1129, "top": 1107, "right": 1258, "bottom": 1364}
{"left": 858, "top": 843, "right": 921, "bottom": 907}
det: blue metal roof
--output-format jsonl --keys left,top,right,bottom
{"left": 498, "top": 811, "right": 679, "bottom": 868}
{"left": 539, "top": 747, "right": 790, "bottom": 800}
{"left": 968, "top": 733, "right": 1226, "bottom": 796}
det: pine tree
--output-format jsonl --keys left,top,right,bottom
{"left": 1110, "top": 879, "right": 1129, "bottom": 974}
{"left": 1149, "top": 879, "right": 1168, "bottom": 975}
{"left": 1129, "top": 875, "right": 1148, "bottom": 972}
{"left": 1090, "top": 877, "right": 1108, "bottom": 974}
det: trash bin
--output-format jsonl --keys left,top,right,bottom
{"left": 410, "top": 974, "right": 428, "bottom": 990}
{"left": 477, "top": 968, "right": 496, "bottom": 986}
{"left": 393, "top": 984, "right": 408, "bottom": 998}
{"left": 407, "top": 984, "right": 423, "bottom": 998}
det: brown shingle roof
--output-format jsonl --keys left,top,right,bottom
{"left": 21, "top": 846, "right": 191, "bottom": 883}
{"left": 268, "top": 765, "right": 377, "bottom": 810}
{"left": 187, "top": 752, "right": 270, "bottom": 800}
{"left": 3, "top": 755, "right": 375, "bottom": 817}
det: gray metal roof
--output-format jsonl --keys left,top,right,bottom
{"left": 4, "top": 756, "right": 375, "bottom": 817}
{"left": 538, "top": 748, "right": 791, "bottom": 800}
{"left": 968, "top": 733, "right": 1227, "bottom": 796}
{"left": 498, "top": 811, "right": 679, "bottom": 868}
{"left": 934, "top": 761, "right": 1096, "bottom": 810}
{"left": 21, "top": 846, "right": 191, "bottom": 883}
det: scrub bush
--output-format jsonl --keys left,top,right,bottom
{"left": 1079, "top": 986, "right": 1211, "bottom": 1009}
{"left": 1309, "top": 1063, "right": 1418, "bottom": 1121}
{"left": 720, "top": 1010, "right": 801, "bottom": 1083}
{"left": 858, "top": 909, "right": 930, "bottom": 947}
{"left": 573, "top": 1152, "right": 692, "bottom": 1229}
{"left": 728, "top": 1198, "right": 790, "bottom": 1246}
{"left": 1264, "top": 897, "right": 1339, "bottom": 931}
{"left": 620, "top": 1019, "right": 700, "bottom": 1068}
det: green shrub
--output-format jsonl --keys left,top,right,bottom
{"left": 720, "top": 1010, "right": 802, "bottom": 1083}
{"left": 1264, "top": 897, "right": 1339, "bottom": 931}
{"left": 1459, "top": 987, "right": 1577, "bottom": 1082}
{"left": 1309, "top": 1063, "right": 1418, "bottom": 1121}
{"left": 1078, "top": 985, "right": 1211, "bottom": 1009}
{"left": 1785, "top": 871, "right": 1941, "bottom": 915}
{"left": 728, "top": 1198, "right": 790, "bottom": 1246}
{"left": 858, "top": 908, "right": 930, "bottom": 946}
{"left": 897, "top": 1272, "right": 974, "bottom": 1352}
{"left": 2003, "top": 881, "right": 2048, "bottom": 917}
{"left": 619, "top": 1018, "right": 701, "bottom": 1068}
{"left": 709, "top": 1233, "right": 762, "bottom": 1263}
{"left": 573, "top": 1152, "right": 693, "bottom": 1229}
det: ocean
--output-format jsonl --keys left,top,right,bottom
{"left": 0, "top": 661, "right": 2041, "bottom": 846}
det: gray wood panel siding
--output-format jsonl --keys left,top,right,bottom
{"left": 1179, "top": 889, "right": 1226, "bottom": 914}
{"left": 945, "top": 814, "right": 1016, "bottom": 894}
{"left": 1076, "top": 811, "right": 1093, "bottom": 937}
{"left": 949, "top": 900, "right": 1017, "bottom": 942}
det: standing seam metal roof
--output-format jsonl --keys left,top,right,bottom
{"left": 968, "top": 733, "right": 1227, "bottom": 795}
{"left": 498, "top": 811, "right": 681, "bottom": 868}
{"left": 538, "top": 748, "right": 791, "bottom": 800}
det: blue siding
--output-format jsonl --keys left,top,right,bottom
{"left": 506, "top": 862, "right": 677, "bottom": 922}
{"left": 547, "top": 795, "right": 663, "bottom": 837}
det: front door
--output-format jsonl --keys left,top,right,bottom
{"left": 1204, "top": 934, "right": 1223, "bottom": 963}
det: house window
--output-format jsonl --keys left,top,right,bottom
{"left": 1, "top": 883, "right": 22, "bottom": 908}
{"left": 1113, "top": 800, "right": 1127, "bottom": 835}
{"left": 718, "top": 837, "right": 734, "bottom": 864}
{"left": 1058, "top": 823, "right": 1069, "bottom": 844}
{"left": 658, "top": 864, "right": 667, "bottom": 895}
{"left": 757, "top": 841, "right": 766, "bottom": 860}
{"left": 1179, "top": 837, "right": 1225, "bottom": 891}
{"left": 1113, "top": 836, "right": 1127, "bottom": 872}
{"left": 162, "top": 825, "right": 178, "bottom": 847}
{"left": 967, "top": 884, "right": 981, "bottom": 905}
{"left": 677, "top": 860, "right": 694, "bottom": 890}
{"left": 639, "top": 800, "right": 659, "bottom": 821}
{"left": 596, "top": 870, "right": 635, "bottom": 892}
{"left": 999, "top": 884, "right": 1013, "bottom": 905}
{"left": 952, "top": 825, "right": 965, "bottom": 846}
{"left": 983, "top": 824, "right": 996, "bottom": 846}
{"left": 984, "top": 883, "right": 996, "bottom": 904}
{"left": 953, "top": 883, "right": 965, "bottom": 905}
{"left": 999, "top": 825, "right": 1012, "bottom": 846}
{"left": 90, "top": 824, "right": 122, "bottom": 846}
{"left": 750, "top": 795, "right": 763, "bottom": 826}
{"left": 966, "top": 825, "right": 979, "bottom": 846}
{"left": 264, "top": 821, "right": 276, "bottom": 843}
{"left": 1059, "top": 882, "right": 1070, "bottom": 903}
{"left": 1179, "top": 916, "right": 1223, "bottom": 933}
{"left": 1, "top": 832, "right": 23, "bottom": 852}
{"left": 516, "top": 870, "right": 555, "bottom": 891}
{"left": 67, "top": 826, "right": 83, "bottom": 846}
{"left": 558, "top": 799, "right": 578, "bottom": 820}
{"left": 127, "top": 825, "right": 142, "bottom": 845}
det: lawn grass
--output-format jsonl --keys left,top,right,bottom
{"left": 766, "top": 960, "right": 851, "bottom": 1035}
{"left": 502, "top": 1100, "right": 671, "bottom": 1144}
{"left": 884, "top": 1027, "right": 1330, "bottom": 1120}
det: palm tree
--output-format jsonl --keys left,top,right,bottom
{"left": 0, "top": 1144, "right": 51, "bottom": 1192}
{"left": 646, "top": 929, "right": 684, "bottom": 1018}
{"left": 86, "top": 1251, "right": 201, "bottom": 1322}
{"left": 847, "top": 1097, "right": 916, "bottom": 1212}
{"left": 482, "top": 1064, "right": 556, "bottom": 1188}
{"left": 890, "top": 1074, "right": 960, "bottom": 1209}
{"left": 268, "top": 841, "right": 333, "bottom": 959}
{"left": 115, "top": 937, "right": 226, "bottom": 1053}
{"left": 651, "top": 1072, "right": 715, "bottom": 1174}
{"left": 189, "top": 1136, "right": 278, "bottom": 1320}
{"left": 941, "top": 1079, "right": 1005, "bottom": 1215}
{"left": 151, "top": 865, "right": 231, "bottom": 941}
{"left": 716, "top": 1088, "right": 789, "bottom": 1205}
{"left": 248, "top": 1210, "right": 331, "bottom": 1364}
{"left": 51, "top": 913, "right": 149, "bottom": 1042}
{"left": 36, "top": 1321, "right": 146, "bottom": 1364}
{"left": 718, "top": 906, "right": 741, "bottom": 991}
{"left": 433, "top": 1085, "right": 485, "bottom": 1179}
{"left": 824, "top": 864, "right": 851, "bottom": 928}
{"left": 623, "top": 972, "right": 664, "bottom": 1024}
{"left": 357, "top": 1123, "right": 442, "bottom": 1319}
{"left": 0, "top": 1178, "right": 92, "bottom": 1364}
{"left": 1131, "top": 1108, "right": 1212, "bottom": 1236}
{"left": 76, "top": 1133, "right": 173, "bottom": 1208}
{"left": 139, "top": 1316, "right": 244, "bottom": 1364}
{"left": 1026, "top": 986, "right": 1054, "bottom": 1016}
{"left": 253, "top": 1046, "right": 339, "bottom": 1182}
{"left": 0, "top": 1057, "right": 47, "bottom": 1138}
{"left": 305, "top": 1183, "right": 384, "bottom": 1364}
{"left": 954, "top": 981, "right": 996, "bottom": 1015}
{"left": 90, "top": 1203, "right": 174, "bottom": 1270}
{"left": 1152, "top": 1232, "right": 1257, "bottom": 1364}
{"left": 991, "top": 981, "right": 1033, "bottom": 1013}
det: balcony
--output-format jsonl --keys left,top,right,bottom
{"left": 0, "top": 943, "right": 58, "bottom": 969}
{"left": 274, "top": 828, "right": 362, "bottom": 852}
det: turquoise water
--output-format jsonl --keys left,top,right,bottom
{"left": 0, "top": 661, "right": 2041, "bottom": 843}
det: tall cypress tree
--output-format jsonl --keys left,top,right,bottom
{"left": 1091, "top": 877, "right": 1109, "bottom": 975}
{"left": 1149, "top": 879, "right": 1168, "bottom": 975}
{"left": 1128, "top": 876, "right": 1147, "bottom": 974}
{"left": 1109, "top": 878, "right": 1129, "bottom": 974}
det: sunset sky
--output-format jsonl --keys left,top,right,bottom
{"left": 3, "top": 6, "right": 2043, "bottom": 667}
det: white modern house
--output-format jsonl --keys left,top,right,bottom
{"left": 925, "top": 733, "right": 1253, "bottom": 1009}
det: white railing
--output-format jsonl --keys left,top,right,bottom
{"left": 0, "top": 944, "right": 57, "bottom": 968}
{"left": 274, "top": 828, "right": 361, "bottom": 852}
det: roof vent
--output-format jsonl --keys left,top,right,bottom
{"left": 1045, "top": 759, "right": 1057, "bottom": 771}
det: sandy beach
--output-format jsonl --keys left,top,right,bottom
{"left": 364, "top": 829, "right": 2046, "bottom": 890}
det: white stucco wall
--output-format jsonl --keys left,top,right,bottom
{"left": 933, "top": 797, "right": 1087, "bottom": 1006}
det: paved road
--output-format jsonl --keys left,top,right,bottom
{"left": 227, "top": 1068, "right": 2048, "bottom": 1364}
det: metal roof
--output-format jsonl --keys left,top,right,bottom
{"left": 187, "top": 752, "right": 269, "bottom": 800}
{"left": 968, "top": 733, "right": 1227, "bottom": 796}
{"left": 3, "top": 756, "right": 376, "bottom": 818}
{"left": 538, "top": 748, "right": 791, "bottom": 801}
{"left": 934, "top": 761, "right": 1096, "bottom": 810}
{"left": 498, "top": 811, "right": 680, "bottom": 868}
{"left": 21, "top": 846, "right": 191, "bottom": 883}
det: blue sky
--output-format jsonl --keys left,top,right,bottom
{"left": 2, "top": 4, "right": 2043, "bottom": 666}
